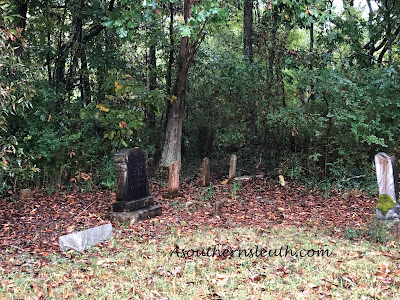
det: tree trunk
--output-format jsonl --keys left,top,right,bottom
{"left": 267, "top": 7, "right": 278, "bottom": 83}
{"left": 161, "top": 40, "right": 191, "bottom": 166}
{"left": 166, "top": 2, "right": 174, "bottom": 96}
{"left": 148, "top": 45, "right": 156, "bottom": 90}
{"left": 80, "top": 53, "right": 91, "bottom": 104}
{"left": 243, "top": 0, "right": 253, "bottom": 62}
{"left": 14, "top": 0, "right": 29, "bottom": 56}
{"left": 47, "top": 31, "right": 52, "bottom": 81}
{"left": 161, "top": 0, "right": 193, "bottom": 167}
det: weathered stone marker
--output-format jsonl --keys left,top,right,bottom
{"left": 375, "top": 152, "right": 400, "bottom": 220}
{"left": 375, "top": 153, "right": 399, "bottom": 202}
{"left": 108, "top": 148, "right": 161, "bottom": 224}
{"left": 20, "top": 188, "right": 32, "bottom": 200}
{"left": 163, "top": 161, "right": 183, "bottom": 199}
{"left": 59, "top": 223, "right": 112, "bottom": 252}
{"left": 202, "top": 158, "right": 210, "bottom": 187}
{"left": 229, "top": 154, "right": 237, "bottom": 180}
{"left": 213, "top": 201, "right": 223, "bottom": 217}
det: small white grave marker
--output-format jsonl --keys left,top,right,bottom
{"left": 59, "top": 223, "right": 112, "bottom": 252}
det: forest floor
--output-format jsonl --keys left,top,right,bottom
{"left": 3, "top": 176, "right": 400, "bottom": 299}
{"left": 0, "top": 176, "right": 377, "bottom": 254}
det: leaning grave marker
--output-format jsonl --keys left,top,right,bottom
{"left": 374, "top": 152, "right": 400, "bottom": 220}
{"left": 108, "top": 148, "right": 162, "bottom": 224}
{"left": 59, "top": 223, "right": 112, "bottom": 252}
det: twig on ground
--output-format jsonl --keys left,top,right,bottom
{"left": 75, "top": 197, "right": 99, "bottom": 219}
{"left": 346, "top": 175, "right": 365, "bottom": 181}
{"left": 10, "top": 245, "right": 26, "bottom": 252}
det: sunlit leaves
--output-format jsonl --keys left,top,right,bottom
{"left": 177, "top": 0, "right": 228, "bottom": 40}
{"left": 81, "top": 74, "right": 166, "bottom": 149}
{"left": 96, "top": 104, "right": 110, "bottom": 113}
{"left": 114, "top": 81, "right": 124, "bottom": 93}
{"left": 180, "top": 25, "right": 192, "bottom": 37}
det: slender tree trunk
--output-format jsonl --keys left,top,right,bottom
{"left": 243, "top": 0, "right": 256, "bottom": 145}
{"left": 164, "top": 2, "right": 175, "bottom": 135}
{"left": 14, "top": 0, "right": 29, "bottom": 56}
{"left": 148, "top": 45, "right": 156, "bottom": 90}
{"left": 161, "top": 45, "right": 191, "bottom": 166}
{"left": 54, "top": 2, "right": 69, "bottom": 86}
{"left": 147, "top": 43, "right": 161, "bottom": 166}
{"left": 81, "top": 53, "right": 91, "bottom": 104}
{"left": 366, "top": 0, "right": 375, "bottom": 64}
{"left": 47, "top": 31, "right": 52, "bottom": 81}
{"left": 161, "top": 0, "right": 194, "bottom": 167}
{"left": 15, "top": 0, "right": 29, "bottom": 31}
{"left": 243, "top": 0, "right": 253, "bottom": 62}
{"left": 385, "top": 0, "right": 393, "bottom": 65}
{"left": 166, "top": 2, "right": 174, "bottom": 96}
{"left": 66, "top": 0, "right": 84, "bottom": 91}
{"left": 267, "top": 7, "right": 278, "bottom": 83}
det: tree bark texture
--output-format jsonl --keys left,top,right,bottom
{"left": 243, "top": 0, "right": 253, "bottom": 62}
{"left": 161, "top": 0, "right": 194, "bottom": 167}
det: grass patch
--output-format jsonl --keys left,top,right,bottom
{"left": 1, "top": 226, "right": 399, "bottom": 299}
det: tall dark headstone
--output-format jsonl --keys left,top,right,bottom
{"left": 108, "top": 148, "right": 161, "bottom": 224}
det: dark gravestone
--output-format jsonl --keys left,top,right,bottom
{"left": 109, "top": 148, "right": 161, "bottom": 224}
{"left": 114, "top": 148, "right": 150, "bottom": 210}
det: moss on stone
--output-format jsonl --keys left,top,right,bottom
{"left": 376, "top": 194, "right": 396, "bottom": 215}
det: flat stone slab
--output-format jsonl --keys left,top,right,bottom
{"left": 162, "top": 192, "right": 184, "bottom": 199}
{"left": 108, "top": 205, "right": 162, "bottom": 225}
{"left": 112, "top": 196, "right": 154, "bottom": 212}
{"left": 59, "top": 223, "right": 112, "bottom": 252}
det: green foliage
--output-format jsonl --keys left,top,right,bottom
{"left": 180, "top": 0, "right": 228, "bottom": 39}
{"left": 0, "top": 1, "right": 38, "bottom": 191}
{"left": 368, "top": 218, "right": 389, "bottom": 244}
{"left": 202, "top": 185, "right": 215, "bottom": 202}
{"left": 231, "top": 180, "right": 241, "bottom": 200}
{"left": 3, "top": 0, "right": 400, "bottom": 193}
{"left": 98, "top": 155, "right": 117, "bottom": 190}
{"left": 80, "top": 77, "right": 165, "bottom": 149}
{"left": 344, "top": 227, "right": 368, "bottom": 241}
{"left": 344, "top": 227, "right": 359, "bottom": 240}
{"left": 376, "top": 194, "right": 396, "bottom": 215}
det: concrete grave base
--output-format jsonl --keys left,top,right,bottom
{"left": 112, "top": 196, "right": 154, "bottom": 212}
{"left": 372, "top": 218, "right": 400, "bottom": 242}
{"left": 59, "top": 223, "right": 112, "bottom": 252}
{"left": 107, "top": 205, "right": 162, "bottom": 225}
{"left": 376, "top": 206, "right": 400, "bottom": 220}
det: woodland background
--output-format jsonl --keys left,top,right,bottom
{"left": 1, "top": 0, "right": 400, "bottom": 193}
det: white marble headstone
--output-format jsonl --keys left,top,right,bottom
{"left": 375, "top": 152, "right": 399, "bottom": 203}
